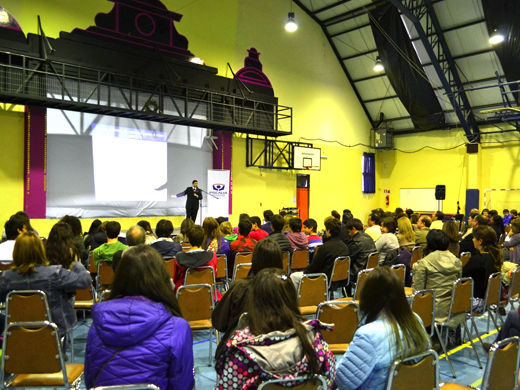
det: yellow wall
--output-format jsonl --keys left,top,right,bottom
{"left": 0, "top": 0, "right": 377, "bottom": 235}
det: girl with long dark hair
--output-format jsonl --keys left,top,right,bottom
{"left": 336, "top": 267, "right": 430, "bottom": 389}
{"left": 85, "top": 245, "right": 193, "bottom": 390}
{"left": 216, "top": 268, "right": 336, "bottom": 389}
{"left": 45, "top": 222, "right": 80, "bottom": 270}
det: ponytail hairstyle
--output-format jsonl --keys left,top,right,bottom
{"left": 359, "top": 266, "right": 430, "bottom": 360}
{"left": 473, "top": 226, "right": 503, "bottom": 272}
{"left": 245, "top": 268, "right": 320, "bottom": 376}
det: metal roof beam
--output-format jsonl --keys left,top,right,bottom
{"left": 340, "top": 19, "right": 486, "bottom": 61}
{"left": 312, "top": 0, "right": 354, "bottom": 15}
{"left": 351, "top": 49, "right": 496, "bottom": 83}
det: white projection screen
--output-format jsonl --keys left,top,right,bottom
{"left": 46, "top": 109, "right": 213, "bottom": 218}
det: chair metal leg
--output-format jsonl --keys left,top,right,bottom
{"left": 488, "top": 310, "right": 500, "bottom": 332}
{"left": 464, "top": 319, "right": 483, "bottom": 369}
{"left": 435, "top": 324, "right": 456, "bottom": 378}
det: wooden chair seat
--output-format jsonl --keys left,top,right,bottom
{"left": 188, "top": 319, "right": 213, "bottom": 330}
{"left": 329, "top": 344, "right": 350, "bottom": 354}
{"left": 299, "top": 306, "right": 318, "bottom": 316}
{"left": 404, "top": 287, "right": 413, "bottom": 297}
{"left": 12, "top": 364, "right": 84, "bottom": 387}
{"left": 439, "top": 384, "right": 467, "bottom": 389}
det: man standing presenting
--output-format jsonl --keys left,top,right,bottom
{"left": 173, "top": 180, "right": 203, "bottom": 222}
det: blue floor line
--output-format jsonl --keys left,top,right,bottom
{"left": 193, "top": 337, "right": 217, "bottom": 345}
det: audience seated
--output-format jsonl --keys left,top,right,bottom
{"left": 150, "top": 219, "right": 182, "bottom": 258}
{"left": 203, "top": 217, "right": 231, "bottom": 260}
{"left": 248, "top": 216, "right": 269, "bottom": 241}
{"left": 90, "top": 221, "right": 108, "bottom": 251}
{"left": 375, "top": 217, "right": 399, "bottom": 265}
{"left": 260, "top": 209, "right": 274, "bottom": 234}
{"left": 462, "top": 212, "right": 478, "bottom": 239}
{"left": 59, "top": 215, "right": 89, "bottom": 266}
{"left": 345, "top": 218, "right": 376, "bottom": 282}
{"left": 303, "top": 218, "right": 322, "bottom": 249}
{"left": 232, "top": 213, "right": 250, "bottom": 235}
{"left": 112, "top": 225, "right": 147, "bottom": 271}
{"left": 173, "top": 225, "right": 218, "bottom": 292}
{"left": 463, "top": 226, "right": 503, "bottom": 312}
{"left": 85, "top": 245, "right": 194, "bottom": 390}
{"left": 282, "top": 214, "right": 293, "bottom": 234}
{"left": 220, "top": 221, "right": 237, "bottom": 244}
{"left": 12, "top": 210, "right": 38, "bottom": 236}
{"left": 216, "top": 268, "right": 336, "bottom": 389}
{"left": 414, "top": 215, "right": 432, "bottom": 249}
{"left": 365, "top": 213, "right": 382, "bottom": 242}
{"left": 137, "top": 220, "right": 157, "bottom": 244}
{"left": 0, "top": 231, "right": 91, "bottom": 336}
{"left": 339, "top": 210, "right": 354, "bottom": 246}
{"left": 0, "top": 218, "right": 25, "bottom": 262}
{"left": 290, "top": 218, "right": 349, "bottom": 290}
{"left": 396, "top": 217, "right": 415, "bottom": 252}
{"left": 430, "top": 211, "right": 444, "bottom": 230}
{"left": 412, "top": 230, "right": 462, "bottom": 323}
{"left": 459, "top": 214, "right": 488, "bottom": 257}
{"left": 84, "top": 219, "right": 102, "bottom": 250}
{"left": 230, "top": 219, "right": 257, "bottom": 260}
{"left": 335, "top": 267, "right": 430, "bottom": 390}
{"left": 490, "top": 215, "right": 505, "bottom": 242}
{"left": 442, "top": 220, "right": 460, "bottom": 257}
{"left": 212, "top": 238, "right": 283, "bottom": 359}
{"left": 174, "top": 218, "right": 194, "bottom": 243}
{"left": 93, "top": 221, "right": 128, "bottom": 265}
{"left": 410, "top": 213, "right": 419, "bottom": 232}
{"left": 504, "top": 219, "right": 520, "bottom": 264}
{"left": 45, "top": 222, "right": 80, "bottom": 271}
{"left": 268, "top": 214, "right": 291, "bottom": 253}
{"left": 286, "top": 217, "right": 308, "bottom": 251}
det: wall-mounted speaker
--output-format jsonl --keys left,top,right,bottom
{"left": 435, "top": 185, "right": 446, "bottom": 200}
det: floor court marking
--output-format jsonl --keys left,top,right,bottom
{"left": 438, "top": 328, "right": 497, "bottom": 359}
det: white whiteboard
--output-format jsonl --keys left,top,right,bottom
{"left": 400, "top": 188, "right": 438, "bottom": 212}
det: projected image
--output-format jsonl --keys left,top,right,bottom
{"left": 46, "top": 110, "right": 212, "bottom": 218}
{"left": 91, "top": 123, "right": 167, "bottom": 201}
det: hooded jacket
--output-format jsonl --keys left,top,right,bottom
{"left": 412, "top": 250, "right": 462, "bottom": 323}
{"left": 287, "top": 232, "right": 309, "bottom": 251}
{"left": 173, "top": 250, "right": 218, "bottom": 294}
{"left": 216, "top": 320, "right": 336, "bottom": 390}
{"left": 85, "top": 297, "right": 194, "bottom": 390}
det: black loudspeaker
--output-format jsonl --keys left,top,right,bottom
{"left": 435, "top": 185, "right": 446, "bottom": 200}
{"left": 296, "top": 174, "right": 310, "bottom": 188}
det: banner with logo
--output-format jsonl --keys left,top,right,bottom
{"left": 207, "top": 169, "right": 230, "bottom": 217}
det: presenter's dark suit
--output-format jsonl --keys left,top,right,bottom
{"left": 177, "top": 187, "right": 203, "bottom": 222}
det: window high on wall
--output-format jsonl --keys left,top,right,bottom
{"left": 362, "top": 153, "right": 375, "bottom": 194}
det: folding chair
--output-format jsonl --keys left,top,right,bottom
{"left": 386, "top": 349, "right": 439, "bottom": 390}
{"left": 181, "top": 242, "right": 191, "bottom": 252}
{"left": 410, "top": 289, "right": 436, "bottom": 337}
{"left": 459, "top": 252, "right": 471, "bottom": 268}
{"left": 176, "top": 284, "right": 215, "bottom": 365}
{"left": 164, "top": 258, "right": 175, "bottom": 278}
{"left": 258, "top": 375, "right": 328, "bottom": 390}
{"left": 350, "top": 268, "right": 374, "bottom": 301}
{"left": 216, "top": 253, "right": 229, "bottom": 290}
{"left": 185, "top": 266, "right": 217, "bottom": 300}
{"left": 498, "top": 233, "right": 506, "bottom": 247}
{"left": 297, "top": 273, "right": 328, "bottom": 316}
{"left": 88, "top": 252, "right": 97, "bottom": 274}
{"left": 391, "top": 264, "right": 406, "bottom": 286}
{"left": 282, "top": 251, "right": 290, "bottom": 273}
{"left": 434, "top": 277, "right": 483, "bottom": 378}
{"left": 316, "top": 300, "right": 358, "bottom": 354}
{"left": 0, "top": 263, "right": 12, "bottom": 272}
{"left": 366, "top": 252, "right": 379, "bottom": 269}
{"left": 459, "top": 221, "right": 465, "bottom": 233}
{"left": 502, "top": 266, "right": 520, "bottom": 311}
{"left": 96, "top": 261, "right": 115, "bottom": 294}
{"left": 505, "top": 224, "right": 511, "bottom": 234}
{"left": 234, "top": 252, "right": 253, "bottom": 269}
{"left": 313, "top": 245, "right": 322, "bottom": 259}
{"left": 410, "top": 246, "right": 423, "bottom": 269}
{"left": 479, "top": 272, "right": 504, "bottom": 333}
{"left": 5, "top": 290, "right": 77, "bottom": 363}
{"left": 441, "top": 337, "right": 520, "bottom": 390}
{"left": 328, "top": 256, "right": 350, "bottom": 299}
{"left": 232, "top": 263, "right": 252, "bottom": 283}
{"left": 290, "top": 248, "right": 309, "bottom": 274}
{"left": 0, "top": 321, "right": 84, "bottom": 390}
{"left": 74, "top": 285, "right": 97, "bottom": 322}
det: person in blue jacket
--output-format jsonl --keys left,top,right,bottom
{"left": 335, "top": 266, "right": 430, "bottom": 390}
{"left": 85, "top": 245, "right": 194, "bottom": 390}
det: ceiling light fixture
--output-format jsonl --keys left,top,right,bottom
{"left": 374, "top": 56, "right": 384, "bottom": 71}
{"left": 285, "top": 11, "right": 297, "bottom": 32}
{"left": 489, "top": 29, "right": 504, "bottom": 44}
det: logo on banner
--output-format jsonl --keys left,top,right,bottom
{"left": 209, "top": 182, "right": 228, "bottom": 197}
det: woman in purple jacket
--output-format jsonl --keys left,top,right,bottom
{"left": 85, "top": 245, "right": 194, "bottom": 390}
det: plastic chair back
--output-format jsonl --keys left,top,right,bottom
{"left": 298, "top": 273, "right": 328, "bottom": 307}
{"left": 485, "top": 272, "right": 502, "bottom": 308}
{"left": 233, "top": 263, "right": 252, "bottom": 283}
{"left": 88, "top": 252, "right": 97, "bottom": 273}
{"left": 410, "top": 289, "right": 436, "bottom": 337}
{"left": 185, "top": 266, "right": 216, "bottom": 287}
{"left": 353, "top": 268, "right": 373, "bottom": 300}
{"left": 386, "top": 349, "right": 439, "bottom": 390}
{"left": 6, "top": 290, "right": 52, "bottom": 325}
{"left": 282, "top": 251, "right": 290, "bottom": 273}
{"left": 448, "top": 277, "right": 473, "bottom": 320}
{"left": 316, "top": 301, "right": 358, "bottom": 347}
{"left": 482, "top": 337, "right": 520, "bottom": 390}
{"left": 290, "top": 248, "right": 309, "bottom": 273}
{"left": 366, "top": 252, "right": 379, "bottom": 269}
{"left": 165, "top": 258, "right": 175, "bottom": 278}
{"left": 460, "top": 252, "right": 471, "bottom": 268}
{"left": 391, "top": 264, "right": 406, "bottom": 285}
{"left": 97, "top": 261, "right": 115, "bottom": 286}
{"left": 235, "top": 252, "right": 253, "bottom": 268}
{"left": 216, "top": 254, "right": 228, "bottom": 280}
{"left": 176, "top": 284, "right": 214, "bottom": 322}
{"left": 411, "top": 246, "right": 422, "bottom": 268}
{"left": 330, "top": 256, "right": 350, "bottom": 284}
